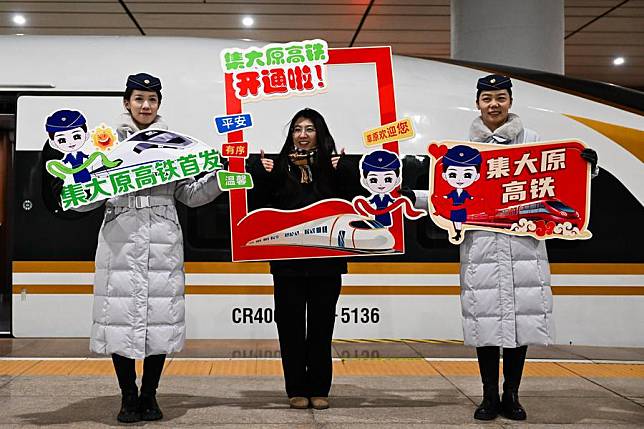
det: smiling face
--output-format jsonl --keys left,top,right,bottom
{"left": 476, "top": 89, "right": 512, "bottom": 131}
{"left": 291, "top": 117, "right": 317, "bottom": 150}
{"left": 442, "top": 166, "right": 480, "bottom": 189}
{"left": 50, "top": 127, "right": 88, "bottom": 152}
{"left": 124, "top": 89, "right": 160, "bottom": 128}
{"left": 363, "top": 171, "right": 401, "bottom": 195}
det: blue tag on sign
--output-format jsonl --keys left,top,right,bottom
{"left": 214, "top": 113, "right": 253, "bottom": 134}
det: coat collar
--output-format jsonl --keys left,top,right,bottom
{"left": 117, "top": 112, "right": 167, "bottom": 136}
{"left": 469, "top": 113, "right": 523, "bottom": 144}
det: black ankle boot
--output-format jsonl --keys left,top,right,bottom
{"left": 474, "top": 387, "right": 500, "bottom": 420}
{"left": 501, "top": 390, "right": 527, "bottom": 420}
{"left": 117, "top": 390, "right": 140, "bottom": 423}
{"left": 139, "top": 392, "right": 163, "bottom": 421}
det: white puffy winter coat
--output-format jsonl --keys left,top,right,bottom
{"left": 84, "top": 115, "right": 222, "bottom": 358}
{"left": 461, "top": 114, "right": 554, "bottom": 348}
{"left": 90, "top": 180, "right": 221, "bottom": 359}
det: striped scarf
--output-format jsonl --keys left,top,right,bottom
{"left": 288, "top": 147, "right": 318, "bottom": 184}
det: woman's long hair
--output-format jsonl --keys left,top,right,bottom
{"left": 273, "top": 108, "right": 338, "bottom": 205}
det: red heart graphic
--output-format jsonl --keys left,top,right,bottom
{"left": 428, "top": 143, "right": 448, "bottom": 159}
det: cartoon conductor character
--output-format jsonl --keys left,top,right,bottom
{"left": 46, "top": 109, "right": 92, "bottom": 183}
{"left": 359, "top": 149, "right": 402, "bottom": 227}
{"left": 441, "top": 144, "right": 482, "bottom": 241}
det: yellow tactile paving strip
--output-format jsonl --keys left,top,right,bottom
{"left": 335, "top": 359, "right": 440, "bottom": 376}
{"left": 0, "top": 360, "right": 642, "bottom": 378}
{"left": 0, "top": 360, "right": 40, "bottom": 375}
{"left": 520, "top": 362, "right": 577, "bottom": 377}
{"left": 560, "top": 363, "right": 644, "bottom": 378}
{"left": 430, "top": 361, "right": 481, "bottom": 376}
{"left": 164, "top": 360, "right": 214, "bottom": 376}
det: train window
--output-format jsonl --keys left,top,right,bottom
{"left": 403, "top": 155, "right": 457, "bottom": 258}
{"left": 349, "top": 220, "right": 372, "bottom": 230}
{"left": 349, "top": 220, "right": 387, "bottom": 230}
{"left": 367, "top": 220, "right": 386, "bottom": 229}
{"left": 181, "top": 191, "right": 231, "bottom": 260}
{"left": 547, "top": 168, "right": 644, "bottom": 263}
{"left": 548, "top": 200, "right": 575, "bottom": 213}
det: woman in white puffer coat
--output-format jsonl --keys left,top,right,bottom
{"left": 410, "top": 74, "right": 598, "bottom": 422}
{"left": 462, "top": 74, "right": 598, "bottom": 422}
{"left": 79, "top": 73, "right": 222, "bottom": 423}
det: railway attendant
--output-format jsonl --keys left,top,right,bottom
{"left": 249, "top": 108, "right": 348, "bottom": 410}
{"left": 461, "top": 74, "right": 599, "bottom": 421}
{"left": 75, "top": 73, "right": 223, "bottom": 423}
{"left": 407, "top": 74, "right": 599, "bottom": 421}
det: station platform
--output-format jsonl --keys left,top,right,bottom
{"left": 1, "top": 339, "right": 643, "bottom": 428}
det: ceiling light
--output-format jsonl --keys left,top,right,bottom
{"left": 242, "top": 16, "right": 254, "bottom": 27}
{"left": 13, "top": 14, "right": 27, "bottom": 25}
{"left": 613, "top": 57, "right": 625, "bottom": 66}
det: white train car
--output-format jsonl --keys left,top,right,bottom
{"left": 245, "top": 214, "right": 395, "bottom": 251}
{"left": 1, "top": 35, "right": 642, "bottom": 346}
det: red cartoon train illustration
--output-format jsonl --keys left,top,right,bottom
{"left": 466, "top": 198, "right": 581, "bottom": 229}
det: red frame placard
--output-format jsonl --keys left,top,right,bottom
{"left": 224, "top": 47, "right": 404, "bottom": 262}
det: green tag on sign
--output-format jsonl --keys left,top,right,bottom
{"left": 217, "top": 170, "right": 254, "bottom": 190}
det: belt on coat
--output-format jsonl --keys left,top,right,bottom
{"left": 110, "top": 195, "right": 174, "bottom": 209}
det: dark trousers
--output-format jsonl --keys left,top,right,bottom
{"left": 476, "top": 346, "right": 528, "bottom": 395}
{"left": 112, "top": 353, "right": 166, "bottom": 395}
{"left": 273, "top": 275, "right": 342, "bottom": 398}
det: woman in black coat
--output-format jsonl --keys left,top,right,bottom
{"left": 250, "top": 108, "right": 346, "bottom": 410}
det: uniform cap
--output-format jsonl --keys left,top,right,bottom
{"left": 361, "top": 149, "right": 401, "bottom": 173}
{"left": 126, "top": 72, "right": 162, "bottom": 92}
{"left": 45, "top": 109, "right": 86, "bottom": 133}
{"left": 476, "top": 74, "right": 512, "bottom": 91}
{"left": 443, "top": 145, "right": 482, "bottom": 168}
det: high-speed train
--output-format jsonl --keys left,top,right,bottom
{"left": 0, "top": 36, "right": 642, "bottom": 346}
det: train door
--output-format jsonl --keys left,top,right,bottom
{"left": 0, "top": 111, "right": 13, "bottom": 334}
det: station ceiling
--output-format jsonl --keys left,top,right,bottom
{"left": 2, "top": 0, "right": 643, "bottom": 90}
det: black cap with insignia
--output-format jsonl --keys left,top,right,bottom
{"left": 126, "top": 72, "right": 162, "bottom": 92}
{"left": 476, "top": 74, "right": 512, "bottom": 99}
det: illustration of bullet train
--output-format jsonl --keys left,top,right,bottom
{"left": 467, "top": 198, "right": 581, "bottom": 229}
{"left": 89, "top": 129, "right": 208, "bottom": 177}
{"left": 245, "top": 214, "right": 395, "bottom": 253}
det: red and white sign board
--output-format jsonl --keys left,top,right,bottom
{"left": 225, "top": 46, "right": 411, "bottom": 262}
{"left": 427, "top": 140, "right": 592, "bottom": 244}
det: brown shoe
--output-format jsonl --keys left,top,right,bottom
{"left": 310, "top": 397, "right": 329, "bottom": 410}
{"left": 289, "top": 396, "right": 309, "bottom": 409}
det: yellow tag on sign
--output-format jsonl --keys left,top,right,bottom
{"left": 362, "top": 118, "right": 415, "bottom": 147}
